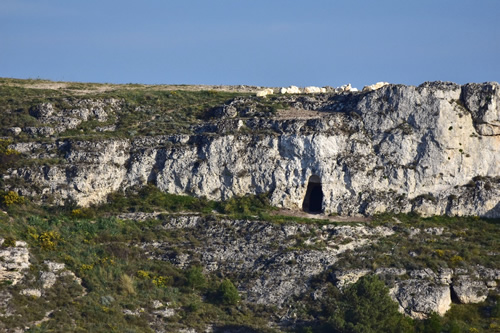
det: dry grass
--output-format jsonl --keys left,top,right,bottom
{"left": 0, "top": 77, "right": 265, "bottom": 95}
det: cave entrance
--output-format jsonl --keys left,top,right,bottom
{"left": 302, "top": 175, "right": 324, "bottom": 214}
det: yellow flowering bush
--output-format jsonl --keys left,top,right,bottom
{"left": 38, "top": 231, "right": 60, "bottom": 250}
{"left": 80, "top": 264, "right": 94, "bottom": 271}
{"left": 451, "top": 255, "right": 464, "bottom": 266}
{"left": 98, "top": 257, "right": 115, "bottom": 266}
{"left": 136, "top": 270, "right": 150, "bottom": 279}
{"left": 71, "top": 209, "right": 83, "bottom": 217}
{"left": 0, "top": 139, "right": 19, "bottom": 156}
{"left": 435, "top": 249, "right": 445, "bottom": 258}
{"left": 152, "top": 275, "right": 171, "bottom": 288}
{"left": 3, "top": 191, "right": 25, "bottom": 206}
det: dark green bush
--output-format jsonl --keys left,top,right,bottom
{"left": 217, "top": 279, "right": 240, "bottom": 305}
{"left": 217, "top": 193, "right": 270, "bottom": 217}
{"left": 186, "top": 266, "right": 206, "bottom": 291}
{"left": 328, "top": 275, "right": 412, "bottom": 333}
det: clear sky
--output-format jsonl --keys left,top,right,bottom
{"left": 1, "top": 0, "right": 499, "bottom": 88}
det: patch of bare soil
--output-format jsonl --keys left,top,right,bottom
{"left": 271, "top": 208, "right": 371, "bottom": 223}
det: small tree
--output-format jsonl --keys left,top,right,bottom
{"left": 329, "top": 275, "right": 413, "bottom": 333}
{"left": 218, "top": 278, "right": 240, "bottom": 305}
{"left": 186, "top": 266, "right": 206, "bottom": 290}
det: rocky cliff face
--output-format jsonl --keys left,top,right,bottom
{"left": 142, "top": 215, "right": 500, "bottom": 320}
{"left": 3, "top": 81, "right": 500, "bottom": 217}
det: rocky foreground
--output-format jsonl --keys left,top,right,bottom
{"left": 1, "top": 211, "right": 499, "bottom": 332}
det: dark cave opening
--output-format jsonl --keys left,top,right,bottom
{"left": 302, "top": 175, "right": 324, "bottom": 214}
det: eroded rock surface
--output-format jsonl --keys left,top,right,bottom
{"left": 332, "top": 266, "right": 500, "bottom": 319}
{"left": 3, "top": 82, "right": 500, "bottom": 218}
{"left": 452, "top": 276, "right": 489, "bottom": 304}
{"left": 135, "top": 215, "right": 498, "bottom": 320}
{"left": 0, "top": 239, "right": 30, "bottom": 286}
{"left": 140, "top": 215, "right": 394, "bottom": 306}
{"left": 27, "top": 99, "right": 120, "bottom": 134}
{"left": 390, "top": 280, "right": 451, "bottom": 319}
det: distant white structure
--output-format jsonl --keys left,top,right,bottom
{"left": 336, "top": 83, "right": 353, "bottom": 93}
{"left": 280, "top": 86, "right": 301, "bottom": 94}
{"left": 363, "top": 82, "right": 389, "bottom": 92}
{"left": 261, "top": 84, "right": 361, "bottom": 96}
{"left": 304, "top": 86, "right": 327, "bottom": 94}
{"left": 256, "top": 88, "right": 274, "bottom": 97}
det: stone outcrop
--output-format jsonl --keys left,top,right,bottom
{"left": 390, "top": 280, "right": 451, "bottom": 319}
{"left": 452, "top": 276, "right": 489, "bottom": 304}
{"left": 280, "top": 86, "right": 301, "bottom": 94}
{"left": 462, "top": 83, "right": 500, "bottom": 135}
{"left": 2, "top": 82, "right": 500, "bottom": 218}
{"left": 331, "top": 265, "right": 500, "bottom": 319}
{"left": 332, "top": 269, "right": 370, "bottom": 289}
{"left": 256, "top": 88, "right": 274, "bottom": 97}
{"left": 304, "top": 86, "right": 327, "bottom": 94}
{"left": 0, "top": 239, "right": 30, "bottom": 286}
{"left": 24, "top": 99, "right": 120, "bottom": 135}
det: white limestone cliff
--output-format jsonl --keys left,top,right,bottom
{"left": 4, "top": 82, "right": 500, "bottom": 217}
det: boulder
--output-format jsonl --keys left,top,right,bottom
{"left": 20, "top": 288, "right": 42, "bottom": 298}
{"left": 390, "top": 280, "right": 451, "bottom": 319}
{"left": 40, "top": 271, "right": 57, "bottom": 289}
{"left": 29, "top": 102, "right": 55, "bottom": 118}
{"left": 452, "top": 276, "right": 489, "bottom": 304}
{"left": 8, "top": 127, "right": 22, "bottom": 136}
{"left": 336, "top": 83, "right": 353, "bottom": 92}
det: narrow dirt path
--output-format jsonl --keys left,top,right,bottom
{"left": 271, "top": 209, "right": 371, "bottom": 223}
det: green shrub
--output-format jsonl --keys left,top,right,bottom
{"left": 186, "top": 266, "right": 206, "bottom": 290}
{"left": 423, "top": 312, "right": 443, "bottom": 333}
{"left": 0, "top": 140, "right": 21, "bottom": 172}
{"left": 217, "top": 279, "right": 240, "bottom": 305}
{"left": 217, "top": 193, "right": 270, "bottom": 217}
{"left": 328, "top": 275, "right": 411, "bottom": 333}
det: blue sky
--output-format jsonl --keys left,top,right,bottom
{"left": 1, "top": 0, "right": 499, "bottom": 88}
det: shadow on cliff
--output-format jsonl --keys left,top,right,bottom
{"left": 485, "top": 201, "right": 500, "bottom": 220}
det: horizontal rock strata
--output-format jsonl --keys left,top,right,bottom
{"left": 3, "top": 82, "right": 500, "bottom": 217}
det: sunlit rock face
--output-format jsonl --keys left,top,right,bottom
{"left": 6, "top": 82, "right": 500, "bottom": 217}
